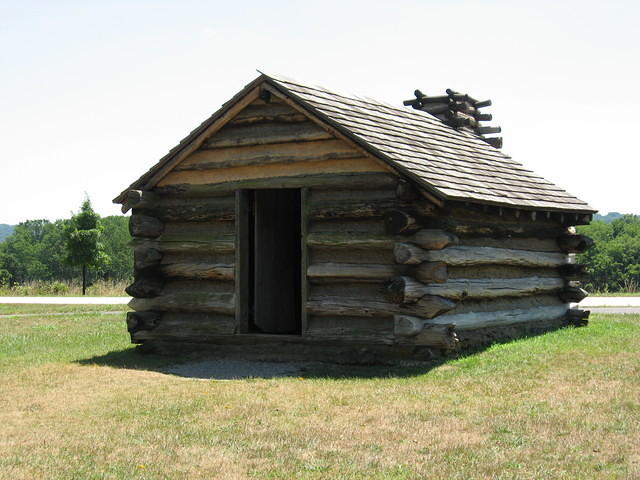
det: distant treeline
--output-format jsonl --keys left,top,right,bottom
{"left": 577, "top": 214, "right": 640, "bottom": 293}
{"left": 593, "top": 212, "right": 625, "bottom": 223}
{"left": 0, "top": 216, "right": 132, "bottom": 286}
{"left": 1, "top": 212, "right": 638, "bottom": 293}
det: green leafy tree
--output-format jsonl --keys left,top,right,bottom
{"left": 40, "top": 220, "right": 75, "bottom": 281}
{"left": 98, "top": 216, "right": 133, "bottom": 281}
{"left": 65, "top": 199, "right": 109, "bottom": 295}
{"left": 0, "top": 220, "right": 51, "bottom": 283}
{"left": 577, "top": 215, "right": 640, "bottom": 292}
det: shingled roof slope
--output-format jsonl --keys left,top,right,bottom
{"left": 114, "top": 73, "right": 594, "bottom": 213}
{"left": 265, "top": 74, "right": 594, "bottom": 213}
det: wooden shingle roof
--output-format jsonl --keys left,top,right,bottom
{"left": 114, "top": 73, "right": 594, "bottom": 214}
{"left": 265, "top": 74, "right": 594, "bottom": 213}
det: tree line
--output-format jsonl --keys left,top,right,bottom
{"left": 577, "top": 214, "right": 640, "bottom": 293}
{"left": 0, "top": 200, "right": 132, "bottom": 288}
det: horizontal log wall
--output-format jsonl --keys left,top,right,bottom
{"left": 381, "top": 200, "right": 593, "bottom": 343}
{"left": 127, "top": 189, "right": 237, "bottom": 342}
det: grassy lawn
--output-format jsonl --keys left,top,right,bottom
{"left": 0, "top": 304, "right": 129, "bottom": 315}
{"left": 0, "top": 307, "right": 638, "bottom": 479}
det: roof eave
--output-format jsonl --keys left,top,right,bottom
{"left": 444, "top": 194, "right": 597, "bottom": 215}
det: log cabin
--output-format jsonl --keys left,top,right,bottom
{"left": 113, "top": 73, "right": 595, "bottom": 362}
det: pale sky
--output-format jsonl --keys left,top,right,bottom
{"left": 1, "top": 0, "right": 639, "bottom": 224}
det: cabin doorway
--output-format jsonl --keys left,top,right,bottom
{"left": 237, "top": 189, "right": 302, "bottom": 334}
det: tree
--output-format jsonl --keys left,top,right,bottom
{"left": 0, "top": 220, "right": 52, "bottom": 284}
{"left": 65, "top": 198, "right": 109, "bottom": 295}
{"left": 577, "top": 215, "right": 640, "bottom": 293}
{"left": 98, "top": 216, "right": 133, "bottom": 281}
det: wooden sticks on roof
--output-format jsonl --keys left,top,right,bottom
{"left": 403, "top": 88, "right": 503, "bottom": 149}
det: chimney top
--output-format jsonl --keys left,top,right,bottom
{"left": 403, "top": 89, "right": 502, "bottom": 149}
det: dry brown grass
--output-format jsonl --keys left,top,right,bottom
{"left": 0, "top": 310, "right": 638, "bottom": 479}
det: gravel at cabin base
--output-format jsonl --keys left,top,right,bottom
{"left": 164, "top": 358, "right": 312, "bottom": 380}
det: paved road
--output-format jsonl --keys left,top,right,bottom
{"left": 578, "top": 297, "right": 640, "bottom": 307}
{"left": 0, "top": 297, "right": 130, "bottom": 304}
{"left": 0, "top": 296, "right": 638, "bottom": 310}
{"left": 588, "top": 307, "right": 640, "bottom": 314}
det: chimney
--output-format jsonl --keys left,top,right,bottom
{"left": 403, "top": 89, "right": 502, "bottom": 149}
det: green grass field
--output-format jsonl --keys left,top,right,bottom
{"left": 0, "top": 305, "right": 638, "bottom": 479}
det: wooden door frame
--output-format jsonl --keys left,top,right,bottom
{"left": 235, "top": 189, "right": 251, "bottom": 334}
{"left": 234, "top": 187, "right": 308, "bottom": 335}
{"left": 300, "top": 187, "right": 309, "bottom": 334}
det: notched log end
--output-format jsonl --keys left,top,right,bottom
{"left": 412, "top": 229, "right": 459, "bottom": 250}
{"left": 393, "top": 314, "right": 423, "bottom": 336}
{"left": 384, "top": 277, "right": 411, "bottom": 304}
{"left": 557, "top": 263, "right": 588, "bottom": 278}
{"left": 125, "top": 277, "right": 165, "bottom": 298}
{"left": 566, "top": 308, "right": 590, "bottom": 327}
{"left": 394, "top": 242, "right": 419, "bottom": 265}
{"left": 127, "top": 190, "right": 144, "bottom": 205}
{"left": 133, "top": 247, "right": 163, "bottom": 272}
{"left": 394, "top": 314, "right": 459, "bottom": 350}
{"left": 129, "top": 214, "right": 164, "bottom": 239}
{"left": 559, "top": 287, "right": 589, "bottom": 303}
{"left": 557, "top": 234, "right": 594, "bottom": 254}
{"left": 126, "top": 311, "right": 161, "bottom": 334}
{"left": 385, "top": 209, "right": 421, "bottom": 235}
{"left": 415, "top": 295, "right": 457, "bottom": 318}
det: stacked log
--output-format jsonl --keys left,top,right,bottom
{"left": 424, "top": 305, "right": 569, "bottom": 330}
{"left": 566, "top": 308, "right": 590, "bottom": 327}
{"left": 384, "top": 276, "right": 564, "bottom": 303}
{"left": 308, "top": 200, "right": 594, "bottom": 348}
{"left": 556, "top": 233, "right": 592, "bottom": 305}
{"left": 403, "top": 88, "right": 502, "bottom": 148}
{"left": 393, "top": 315, "right": 458, "bottom": 350}
{"left": 369, "top": 220, "right": 462, "bottom": 348}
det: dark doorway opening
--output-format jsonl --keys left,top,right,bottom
{"left": 244, "top": 188, "right": 301, "bottom": 335}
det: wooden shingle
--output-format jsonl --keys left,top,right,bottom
{"left": 265, "top": 74, "right": 594, "bottom": 213}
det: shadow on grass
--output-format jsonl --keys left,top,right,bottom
{"left": 75, "top": 345, "right": 453, "bottom": 380}
{"left": 75, "top": 323, "right": 576, "bottom": 380}
{"left": 75, "top": 347, "right": 178, "bottom": 371}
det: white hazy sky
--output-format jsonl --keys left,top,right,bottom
{"left": 1, "top": 0, "right": 639, "bottom": 224}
